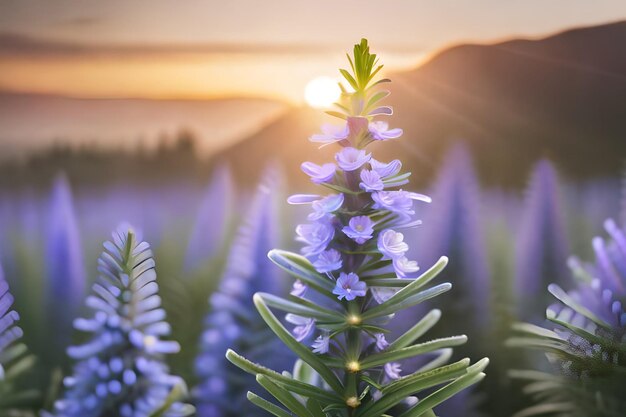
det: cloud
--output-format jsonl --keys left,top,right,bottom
{"left": 0, "top": 32, "right": 423, "bottom": 60}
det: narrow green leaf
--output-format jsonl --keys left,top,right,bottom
{"left": 267, "top": 250, "right": 335, "bottom": 297}
{"left": 226, "top": 350, "right": 341, "bottom": 403}
{"left": 253, "top": 294, "right": 344, "bottom": 393}
{"left": 389, "top": 309, "right": 441, "bottom": 350}
{"left": 339, "top": 69, "right": 358, "bottom": 91}
{"left": 362, "top": 283, "right": 451, "bottom": 321}
{"left": 362, "top": 257, "right": 448, "bottom": 320}
{"left": 247, "top": 391, "right": 295, "bottom": 417}
{"left": 325, "top": 110, "right": 348, "bottom": 120}
{"left": 257, "top": 375, "right": 315, "bottom": 417}
{"left": 258, "top": 293, "right": 339, "bottom": 322}
{"left": 397, "top": 359, "right": 489, "bottom": 417}
{"left": 361, "top": 336, "right": 467, "bottom": 369}
{"left": 359, "top": 359, "right": 471, "bottom": 417}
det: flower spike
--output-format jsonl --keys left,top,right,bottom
{"left": 227, "top": 39, "right": 488, "bottom": 417}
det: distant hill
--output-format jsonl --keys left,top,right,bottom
{"left": 218, "top": 21, "right": 626, "bottom": 189}
{"left": 0, "top": 92, "right": 287, "bottom": 160}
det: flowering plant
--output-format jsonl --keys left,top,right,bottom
{"left": 0, "top": 263, "right": 37, "bottom": 414}
{"left": 226, "top": 39, "right": 488, "bottom": 417}
{"left": 46, "top": 226, "right": 194, "bottom": 417}
{"left": 510, "top": 218, "right": 626, "bottom": 417}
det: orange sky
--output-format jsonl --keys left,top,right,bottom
{"left": 1, "top": 1, "right": 625, "bottom": 103}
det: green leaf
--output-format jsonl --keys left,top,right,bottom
{"left": 226, "top": 350, "right": 341, "bottom": 403}
{"left": 396, "top": 358, "right": 489, "bottom": 417}
{"left": 362, "top": 283, "right": 451, "bottom": 321}
{"left": 325, "top": 110, "right": 348, "bottom": 120}
{"left": 548, "top": 284, "right": 612, "bottom": 329}
{"left": 267, "top": 250, "right": 335, "bottom": 298}
{"left": 361, "top": 257, "right": 448, "bottom": 320}
{"left": 253, "top": 294, "right": 344, "bottom": 393}
{"left": 148, "top": 382, "right": 195, "bottom": 417}
{"left": 358, "top": 359, "right": 471, "bottom": 417}
{"left": 247, "top": 391, "right": 295, "bottom": 417}
{"left": 389, "top": 309, "right": 442, "bottom": 350}
{"left": 360, "top": 336, "right": 468, "bottom": 369}
{"left": 339, "top": 69, "right": 358, "bottom": 91}
{"left": 258, "top": 292, "right": 339, "bottom": 322}
{"left": 257, "top": 375, "right": 315, "bottom": 417}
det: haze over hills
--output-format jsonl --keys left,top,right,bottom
{"left": 219, "top": 20, "right": 626, "bottom": 188}
{"left": 0, "top": 93, "right": 287, "bottom": 160}
{"left": 1, "top": 20, "right": 625, "bottom": 189}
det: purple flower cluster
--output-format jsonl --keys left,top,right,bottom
{"left": 287, "top": 108, "right": 430, "bottom": 380}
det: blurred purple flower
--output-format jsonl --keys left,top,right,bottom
{"left": 393, "top": 256, "right": 420, "bottom": 278}
{"left": 360, "top": 169, "right": 384, "bottom": 192}
{"left": 301, "top": 162, "right": 336, "bottom": 184}
{"left": 312, "top": 332, "right": 330, "bottom": 354}
{"left": 335, "top": 147, "right": 371, "bottom": 171}
{"left": 312, "top": 249, "right": 343, "bottom": 273}
{"left": 369, "top": 121, "right": 402, "bottom": 141}
{"left": 378, "top": 229, "right": 409, "bottom": 260}
{"left": 309, "top": 194, "right": 344, "bottom": 221}
{"left": 384, "top": 362, "right": 402, "bottom": 380}
{"left": 416, "top": 144, "right": 491, "bottom": 326}
{"left": 45, "top": 174, "right": 86, "bottom": 329}
{"left": 296, "top": 221, "right": 335, "bottom": 256}
{"left": 375, "top": 333, "right": 389, "bottom": 351}
{"left": 185, "top": 164, "right": 235, "bottom": 272}
{"left": 309, "top": 123, "right": 349, "bottom": 146}
{"left": 195, "top": 165, "right": 293, "bottom": 416}
{"left": 286, "top": 314, "right": 315, "bottom": 342}
{"left": 515, "top": 159, "right": 569, "bottom": 307}
{"left": 370, "top": 158, "right": 402, "bottom": 178}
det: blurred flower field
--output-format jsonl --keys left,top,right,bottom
{"left": 0, "top": 141, "right": 622, "bottom": 415}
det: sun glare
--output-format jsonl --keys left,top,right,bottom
{"left": 304, "top": 76, "right": 341, "bottom": 108}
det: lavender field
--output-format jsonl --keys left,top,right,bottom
{"left": 0, "top": 143, "right": 623, "bottom": 415}
{"left": 2, "top": 2, "right": 626, "bottom": 417}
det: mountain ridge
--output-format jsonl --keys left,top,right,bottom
{"left": 216, "top": 20, "right": 626, "bottom": 189}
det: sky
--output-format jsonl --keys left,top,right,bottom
{"left": 1, "top": 0, "right": 625, "bottom": 103}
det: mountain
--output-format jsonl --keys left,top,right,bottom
{"left": 219, "top": 21, "right": 626, "bottom": 189}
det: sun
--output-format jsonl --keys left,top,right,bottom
{"left": 304, "top": 76, "right": 341, "bottom": 108}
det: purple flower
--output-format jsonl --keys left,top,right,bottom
{"left": 309, "top": 194, "right": 344, "bottom": 221}
{"left": 393, "top": 256, "right": 419, "bottom": 278}
{"left": 185, "top": 164, "right": 234, "bottom": 271}
{"left": 285, "top": 314, "right": 315, "bottom": 342}
{"left": 378, "top": 229, "right": 409, "bottom": 259}
{"left": 360, "top": 169, "right": 384, "bottom": 192}
{"left": 296, "top": 221, "right": 335, "bottom": 256}
{"left": 384, "top": 362, "right": 402, "bottom": 380}
{"left": 375, "top": 333, "right": 389, "bottom": 351}
{"left": 342, "top": 216, "right": 375, "bottom": 244}
{"left": 372, "top": 190, "right": 431, "bottom": 219}
{"left": 312, "top": 249, "right": 343, "bottom": 273}
{"left": 290, "top": 280, "right": 308, "bottom": 297}
{"left": 310, "top": 123, "right": 349, "bottom": 146}
{"left": 301, "top": 162, "right": 336, "bottom": 184}
{"left": 312, "top": 332, "right": 330, "bottom": 354}
{"left": 333, "top": 272, "right": 367, "bottom": 301}
{"left": 515, "top": 159, "right": 569, "bottom": 302}
{"left": 288, "top": 194, "right": 321, "bottom": 205}
{"left": 370, "top": 158, "right": 402, "bottom": 178}
{"left": 335, "top": 147, "right": 371, "bottom": 172}
{"left": 369, "top": 121, "right": 403, "bottom": 141}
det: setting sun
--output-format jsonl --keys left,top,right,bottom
{"left": 304, "top": 76, "right": 341, "bottom": 108}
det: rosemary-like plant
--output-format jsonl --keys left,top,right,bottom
{"left": 226, "top": 39, "right": 488, "bottom": 417}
